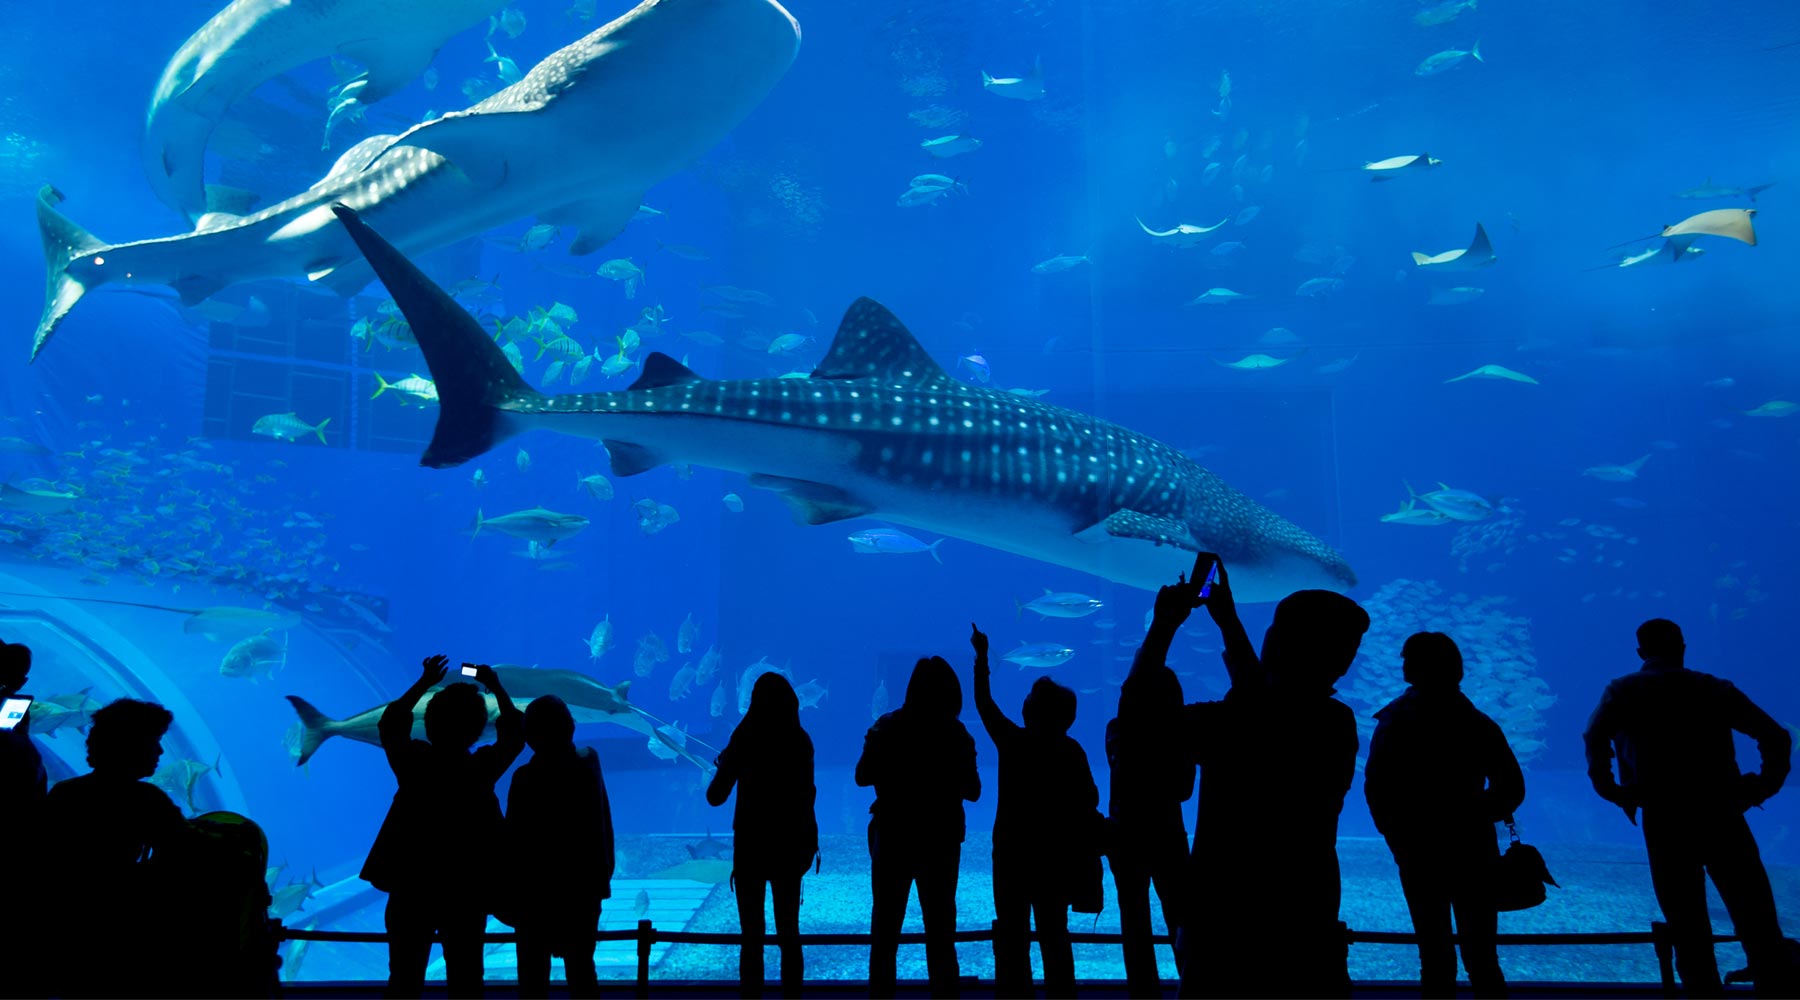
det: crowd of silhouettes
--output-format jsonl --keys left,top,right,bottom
{"left": 2, "top": 550, "right": 1797, "bottom": 998}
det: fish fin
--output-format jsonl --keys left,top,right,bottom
{"left": 1074, "top": 509, "right": 1198, "bottom": 550}
{"left": 372, "top": 373, "right": 393, "bottom": 399}
{"left": 813, "top": 298, "right": 955, "bottom": 385}
{"left": 541, "top": 195, "right": 642, "bottom": 256}
{"left": 367, "top": 109, "right": 521, "bottom": 189}
{"left": 748, "top": 474, "right": 873, "bottom": 525}
{"left": 332, "top": 205, "right": 540, "bottom": 468}
{"left": 312, "top": 418, "right": 331, "bottom": 445}
{"left": 1411, "top": 251, "right": 1433, "bottom": 265}
{"left": 928, "top": 538, "right": 944, "bottom": 564}
{"left": 33, "top": 186, "right": 115, "bottom": 361}
{"left": 982, "top": 70, "right": 995, "bottom": 86}
{"left": 1466, "top": 222, "right": 1494, "bottom": 262}
{"left": 627, "top": 353, "right": 706, "bottom": 390}
{"left": 283, "top": 696, "right": 339, "bottom": 767}
{"left": 602, "top": 441, "right": 663, "bottom": 477}
{"left": 1471, "top": 40, "right": 1482, "bottom": 61}
{"left": 171, "top": 275, "right": 227, "bottom": 307}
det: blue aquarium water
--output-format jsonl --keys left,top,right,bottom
{"left": 0, "top": 0, "right": 1796, "bottom": 984}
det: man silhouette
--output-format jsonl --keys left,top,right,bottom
{"left": 1584, "top": 618, "right": 1793, "bottom": 997}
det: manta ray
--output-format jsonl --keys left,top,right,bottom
{"left": 1411, "top": 222, "right": 1496, "bottom": 272}
{"left": 32, "top": 0, "right": 800, "bottom": 360}
{"left": 333, "top": 205, "right": 1356, "bottom": 601}
{"left": 143, "top": 0, "right": 508, "bottom": 222}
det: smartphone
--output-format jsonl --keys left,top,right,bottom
{"left": 1191, "top": 552, "right": 1221, "bottom": 599}
{"left": 460, "top": 665, "right": 479, "bottom": 678}
{"left": 0, "top": 695, "right": 31, "bottom": 731}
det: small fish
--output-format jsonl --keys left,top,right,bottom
{"left": 1295, "top": 277, "right": 1343, "bottom": 298}
{"left": 921, "top": 135, "right": 982, "bottom": 158}
{"left": 1380, "top": 499, "right": 1454, "bottom": 526}
{"left": 767, "top": 333, "right": 811, "bottom": 355}
{"left": 1445, "top": 364, "right": 1538, "bottom": 385}
{"left": 1704, "top": 377, "right": 1735, "bottom": 389}
{"left": 1234, "top": 205, "right": 1261, "bottom": 226}
{"left": 722, "top": 492, "right": 744, "bottom": 512}
{"left": 1428, "top": 286, "right": 1484, "bottom": 306}
{"left": 1582, "top": 456, "right": 1651, "bottom": 482}
{"left": 1743, "top": 400, "right": 1798, "bottom": 418}
{"left": 635, "top": 889, "right": 650, "bottom": 921}
{"left": 1215, "top": 353, "right": 1292, "bottom": 370}
{"left": 251, "top": 413, "right": 329, "bottom": 445}
{"left": 1673, "top": 178, "right": 1775, "bottom": 202}
{"left": 1186, "top": 287, "right": 1250, "bottom": 305}
{"left": 485, "top": 41, "right": 522, "bottom": 85}
{"left": 656, "top": 241, "right": 710, "bottom": 261}
{"left": 870, "top": 678, "right": 890, "bottom": 720}
{"left": 577, "top": 473, "right": 613, "bottom": 500}
{"left": 668, "top": 664, "right": 696, "bottom": 701}
{"left": 958, "top": 353, "right": 991, "bottom": 383}
{"left": 1362, "top": 154, "right": 1441, "bottom": 179}
{"left": 1018, "top": 590, "right": 1104, "bottom": 619}
{"left": 710, "top": 682, "right": 729, "bottom": 718}
{"left": 1031, "top": 253, "right": 1089, "bottom": 275}
{"left": 678, "top": 612, "right": 700, "bottom": 655}
{"left": 982, "top": 55, "right": 1045, "bottom": 101}
{"left": 471, "top": 468, "right": 488, "bottom": 489}
{"left": 597, "top": 258, "right": 646, "bottom": 298}
{"left": 849, "top": 528, "right": 944, "bottom": 563}
{"left": 794, "top": 678, "right": 829, "bottom": 710}
{"left": 1002, "top": 642, "right": 1076, "bottom": 670}
{"left": 516, "top": 449, "right": 532, "bottom": 473}
{"left": 1414, "top": 0, "right": 1476, "bottom": 26}
{"left": 1416, "top": 42, "right": 1483, "bottom": 76}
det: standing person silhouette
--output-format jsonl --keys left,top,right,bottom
{"left": 1152, "top": 556, "right": 1368, "bottom": 999}
{"left": 0, "top": 640, "right": 46, "bottom": 998}
{"left": 856, "top": 654, "right": 980, "bottom": 999}
{"left": 1364, "top": 632, "right": 1525, "bottom": 999}
{"left": 506, "top": 694, "right": 614, "bottom": 999}
{"left": 1109, "top": 604, "right": 1197, "bottom": 998}
{"left": 362, "top": 655, "right": 524, "bottom": 999}
{"left": 708, "top": 671, "right": 818, "bottom": 998}
{"left": 970, "top": 623, "right": 1097, "bottom": 998}
{"left": 1583, "top": 619, "right": 1794, "bottom": 998}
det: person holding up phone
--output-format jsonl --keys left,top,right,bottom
{"left": 360, "top": 655, "right": 525, "bottom": 998}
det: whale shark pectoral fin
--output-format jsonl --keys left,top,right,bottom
{"left": 746, "top": 474, "right": 873, "bottom": 525}
{"left": 542, "top": 195, "right": 642, "bottom": 256}
{"left": 378, "top": 110, "right": 523, "bottom": 189}
{"left": 1075, "top": 510, "right": 1198, "bottom": 551}
{"left": 603, "top": 441, "right": 664, "bottom": 477}
{"left": 171, "top": 275, "right": 226, "bottom": 307}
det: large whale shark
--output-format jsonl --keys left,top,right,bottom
{"left": 144, "top": 0, "right": 507, "bottom": 222}
{"left": 32, "top": 0, "right": 800, "bottom": 361}
{"left": 333, "top": 206, "right": 1357, "bottom": 602}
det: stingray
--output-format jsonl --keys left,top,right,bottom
{"left": 0, "top": 592, "right": 299, "bottom": 640}
{"left": 1606, "top": 208, "right": 1756, "bottom": 256}
{"left": 1411, "top": 223, "right": 1496, "bottom": 271}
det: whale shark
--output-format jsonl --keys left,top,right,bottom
{"left": 285, "top": 666, "right": 719, "bottom": 773}
{"left": 333, "top": 205, "right": 1357, "bottom": 602}
{"left": 32, "top": 0, "right": 801, "bottom": 361}
{"left": 143, "top": 0, "right": 508, "bottom": 222}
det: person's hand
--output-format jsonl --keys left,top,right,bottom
{"left": 419, "top": 654, "right": 450, "bottom": 687}
{"left": 1608, "top": 787, "right": 1640, "bottom": 825}
{"left": 469, "top": 663, "right": 500, "bottom": 691}
{"left": 1151, "top": 574, "right": 1203, "bottom": 631}
{"left": 970, "top": 623, "right": 989, "bottom": 657}
{"left": 1200, "top": 556, "right": 1239, "bottom": 623}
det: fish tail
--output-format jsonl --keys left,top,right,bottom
{"left": 372, "top": 373, "right": 393, "bottom": 399}
{"left": 332, "top": 205, "right": 541, "bottom": 468}
{"left": 1471, "top": 40, "right": 1482, "bottom": 61}
{"left": 33, "top": 186, "right": 116, "bottom": 362}
{"left": 474, "top": 508, "right": 484, "bottom": 537}
{"left": 283, "top": 695, "right": 339, "bottom": 767}
{"left": 312, "top": 418, "right": 330, "bottom": 445}
{"left": 929, "top": 538, "right": 944, "bottom": 564}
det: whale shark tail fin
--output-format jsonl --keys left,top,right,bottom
{"left": 33, "top": 186, "right": 115, "bottom": 362}
{"left": 331, "top": 203, "right": 542, "bottom": 468}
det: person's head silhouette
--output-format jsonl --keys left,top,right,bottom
{"left": 0, "top": 640, "right": 28, "bottom": 697}
{"left": 744, "top": 670, "right": 801, "bottom": 730}
{"left": 1263, "top": 590, "right": 1371, "bottom": 693}
{"left": 903, "top": 655, "right": 963, "bottom": 719}
{"left": 86, "top": 698, "right": 174, "bottom": 779}
{"left": 1636, "top": 618, "right": 1685, "bottom": 667}
{"left": 1022, "top": 676, "right": 1077, "bottom": 734}
{"left": 523, "top": 694, "right": 576, "bottom": 755}
{"left": 424, "top": 682, "right": 488, "bottom": 751}
{"left": 1401, "top": 631, "right": 1464, "bottom": 692}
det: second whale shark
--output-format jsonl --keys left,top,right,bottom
{"left": 33, "top": 0, "right": 801, "bottom": 361}
{"left": 333, "top": 205, "right": 1356, "bottom": 602}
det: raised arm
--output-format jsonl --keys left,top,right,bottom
{"left": 472, "top": 663, "right": 525, "bottom": 775}
{"left": 1722, "top": 680, "right": 1793, "bottom": 807}
{"left": 970, "top": 623, "right": 1017, "bottom": 744}
{"left": 1199, "top": 560, "right": 1259, "bottom": 689}
{"left": 382, "top": 655, "right": 450, "bottom": 772}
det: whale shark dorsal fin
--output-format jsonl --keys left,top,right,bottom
{"left": 1466, "top": 222, "right": 1493, "bottom": 261}
{"left": 616, "top": 680, "right": 631, "bottom": 702}
{"left": 628, "top": 353, "right": 706, "bottom": 391}
{"left": 815, "top": 298, "right": 952, "bottom": 384}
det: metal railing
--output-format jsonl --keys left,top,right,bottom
{"left": 276, "top": 919, "right": 1737, "bottom": 996}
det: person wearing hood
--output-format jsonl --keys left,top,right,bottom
{"left": 1364, "top": 632, "right": 1525, "bottom": 999}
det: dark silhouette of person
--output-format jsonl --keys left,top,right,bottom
{"left": 1109, "top": 607, "right": 1198, "bottom": 998}
{"left": 708, "top": 671, "right": 818, "bottom": 998}
{"left": 856, "top": 654, "right": 981, "bottom": 999}
{"left": 1155, "top": 556, "right": 1368, "bottom": 998}
{"left": 506, "top": 694, "right": 614, "bottom": 999}
{"left": 970, "top": 623, "right": 1097, "bottom": 998}
{"left": 41, "top": 697, "right": 192, "bottom": 997}
{"left": 361, "top": 655, "right": 524, "bottom": 999}
{"left": 1364, "top": 631, "right": 1526, "bottom": 999}
{"left": 1583, "top": 618, "right": 1794, "bottom": 998}
{"left": 0, "top": 639, "right": 46, "bottom": 998}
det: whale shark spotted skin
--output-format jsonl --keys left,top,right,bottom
{"left": 32, "top": 0, "right": 800, "bottom": 361}
{"left": 334, "top": 205, "right": 1357, "bottom": 602}
{"left": 143, "top": 0, "right": 508, "bottom": 222}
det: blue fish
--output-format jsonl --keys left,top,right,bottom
{"left": 849, "top": 528, "right": 944, "bottom": 563}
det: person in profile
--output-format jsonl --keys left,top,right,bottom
{"left": 361, "top": 655, "right": 524, "bottom": 999}
{"left": 1364, "top": 632, "right": 1525, "bottom": 999}
{"left": 41, "top": 697, "right": 191, "bottom": 997}
{"left": 1583, "top": 618, "right": 1794, "bottom": 997}
{"left": 708, "top": 671, "right": 818, "bottom": 999}
{"left": 970, "top": 623, "right": 1097, "bottom": 998}
{"left": 856, "top": 654, "right": 980, "bottom": 999}
{"left": 1154, "top": 556, "right": 1368, "bottom": 998}
{"left": 0, "top": 639, "right": 46, "bottom": 997}
{"left": 1109, "top": 608, "right": 1197, "bottom": 998}
{"left": 505, "top": 694, "right": 613, "bottom": 999}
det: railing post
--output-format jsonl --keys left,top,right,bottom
{"left": 636, "top": 919, "right": 653, "bottom": 1000}
{"left": 1651, "top": 921, "right": 1677, "bottom": 998}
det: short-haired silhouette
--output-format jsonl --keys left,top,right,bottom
{"left": 1584, "top": 619, "right": 1794, "bottom": 996}
{"left": 1109, "top": 612, "right": 1196, "bottom": 998}
{"left": 856, "top": 654, "right": 980, "bottom": 998}
{"left": 0, "top": 639, "right": 46, "bottom": 997}
{"left": 42, "top": 697, "right": 189, "bottom": 997}
{"left": 1365, "top": 631, "right": 1525, "bottom": 999}
{"left": 1158, "top": 559, "right": 1368, "bottom": 998}
{"left": 971, "top": 624, "right": 1098, "bottom": 998}
{"left": 361, "top": 656, "right": 524, "bottom": 998}
{"left": 708, "top": 671, "right": 818, "bottom": 999}
{"left": 506, "top": 694, "right": 614, "bottom": 999}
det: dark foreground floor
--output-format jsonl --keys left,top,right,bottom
{"left": 278, "top": 979, "right": 1753, "bottom": 998}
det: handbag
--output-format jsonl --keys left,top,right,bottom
{"left": 1493, "top": 818, "right": 1558, "bottom": 912}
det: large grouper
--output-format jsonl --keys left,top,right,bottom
{"left": 331, "top": 206, "right": 1357, "bottom": 602}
